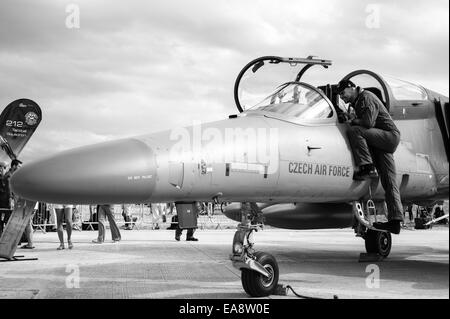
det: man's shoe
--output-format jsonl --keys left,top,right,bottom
{"left": 353, "top": 171, "right": 365, "bottom": 181}
{"left": 353, "top": 165, "right": 378, "bottom": 181}
{"left": 175, "top": 236, "right": 180, "bottom": 241}
{"left": 373, "top": 220, "right": 401, "bottom": 234}
{"left": 92, "top": 239, "right": 103, "bottom": 244}
{"left": 186, "top": 237, "right": 198, "bottom": 241}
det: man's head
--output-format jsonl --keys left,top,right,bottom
{"left": 337, "top": 79, "right": 358, "bottom": 104}
{"left": 10, "top": 159, "right": 22, "bottom": 172}
{"left": 0, "top": 161, "right": 7, "bottom": 176}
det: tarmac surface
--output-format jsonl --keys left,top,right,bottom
{"left": 0, "top": 226, "right": 448, "bottom": 299}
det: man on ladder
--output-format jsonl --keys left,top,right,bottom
{"left": 337, "top": 79, "right": 404, "bottom": 234}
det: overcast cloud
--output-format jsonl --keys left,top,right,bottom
{"left": 0, "top": 0, "right": 448, "bottom": 162}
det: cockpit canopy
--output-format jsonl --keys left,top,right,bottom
{"left": 234, "top": 56, "right": 446, "bottom": 125}
{"left": 248, "top": 82, "right": 333, "bottom": 120}
{"left": 234, "top": 56, "right": 332, "bottom": 113}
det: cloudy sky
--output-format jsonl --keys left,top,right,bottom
{"left": 0, "top": 0, "right": 448, "bottom": 162}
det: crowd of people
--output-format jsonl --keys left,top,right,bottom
{"left": 1, "top": 181, "right": 203, "bottom": 251}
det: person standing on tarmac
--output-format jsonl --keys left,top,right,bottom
{"left": 92, "top": 204, "right": 121, "bottom": 243}
{"left": 0, "top": 161, "right": 11, "bottom": 237}
{"left": 337, "top": 79, "right": 404, "bottom": 234}
{"left": 55, "top": 204, "right": 74, "bottom": 250}
{"left": 174, "top": 202, "right": 200, "bottom": 242}
{"left": 7, "top": 159, "right": 35, "bottom": 249}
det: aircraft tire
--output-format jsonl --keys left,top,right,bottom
{"left": 365, "top": 230, "right": 391, "bottom": 257}
{"left": 241, "top": 252, "right": 279, "bottom": 297}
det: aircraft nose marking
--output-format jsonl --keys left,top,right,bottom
{"left": 11, "top": 138, "right": 157, "bottom": 204}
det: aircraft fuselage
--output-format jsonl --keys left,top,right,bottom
{"left": 11, "top": 107, "right": 449, "bottom": 206}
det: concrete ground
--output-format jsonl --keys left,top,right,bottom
{"left": 0, "top": 226, "right": 448, "bottom": 299}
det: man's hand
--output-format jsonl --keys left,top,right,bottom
{"left": 338, "top": 112, "right": 355, "bottom": 124}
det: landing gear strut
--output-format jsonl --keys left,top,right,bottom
{"left": 230, "top": 203, "right": 279, "bottom": 297}
{"left": 353, "top": 200, "right": 392, "bottom": 258}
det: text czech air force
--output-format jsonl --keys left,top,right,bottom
{"left": 288, "top": 162, "right": 351, "bottom": 178}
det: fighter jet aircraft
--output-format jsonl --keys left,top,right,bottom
{"left": 9, "top": 56, "right": 449, "bottom": 297}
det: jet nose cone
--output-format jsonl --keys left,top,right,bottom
{"left": 11, "top": 138, "right": 157, "bottom": 204}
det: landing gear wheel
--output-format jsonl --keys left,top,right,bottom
{"left": 365, "top": 230, "right": 392, "bottom": 257}
{"left": 241, "top": 252, "right": 279, "bottom": 297}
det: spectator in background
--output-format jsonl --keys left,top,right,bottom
{"left": 407, "top": 204, "right": 414, "bottom": 222}
{"left": 72, "top": 205, "right": 82, "bottom": 231}
{"left": 0, "top": 161, "right": 12, "bottom": 237}
{"left": 4, "top": 159, "right": 35, "bottom": 249}
{"left": 121, "top": 204, "right": 136, "bottom": 230}
{"left": 55, "top": 204, "right": 74, "bottom": 250}
{"left": 166, "top": 203, "right": 178, "bottom": 230}
{"left": 92, "top": 204, "right": 121, "bottom": 243}
{"left": 151, "top": 203, "right": 166, "bottom": 230}
{"left": 20, "top": 201, "right": 37, "bottom": 249}
{"left": 433, "top": 204, "right": 447, "bottom": 225}
{"left": 89, "top": 205, "right": 98, "bottom": 228}
{"left": 5, "top": 159, "right": 22, "bottom": 180}
{"left": 46, "top": 203, "right": 57, "bottom": 231}
{"left": 175, "top": 202, "right": 199, "bottom": 242}
{"left": 1, "top": 159, "right": 24, "bottom": 237}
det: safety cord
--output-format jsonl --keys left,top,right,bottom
{"left": 286, "top": 285, "right": 339, "bottom": 299}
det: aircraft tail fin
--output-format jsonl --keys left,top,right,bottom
{"left": 0, "top": 99, "right": 42, "bottom": 162}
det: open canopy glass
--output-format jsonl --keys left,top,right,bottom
{"left": 248, "top": 82, "right": 333, "bottom": 120}
{"left": 234, "top": 56, "right": 332, "bottom": 112}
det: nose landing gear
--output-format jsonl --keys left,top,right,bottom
{"left": 230, "top": 203, "right": 280, "bottom": 297}
{"left": 241, "top": 251, "right": 279, "bottom": 297}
